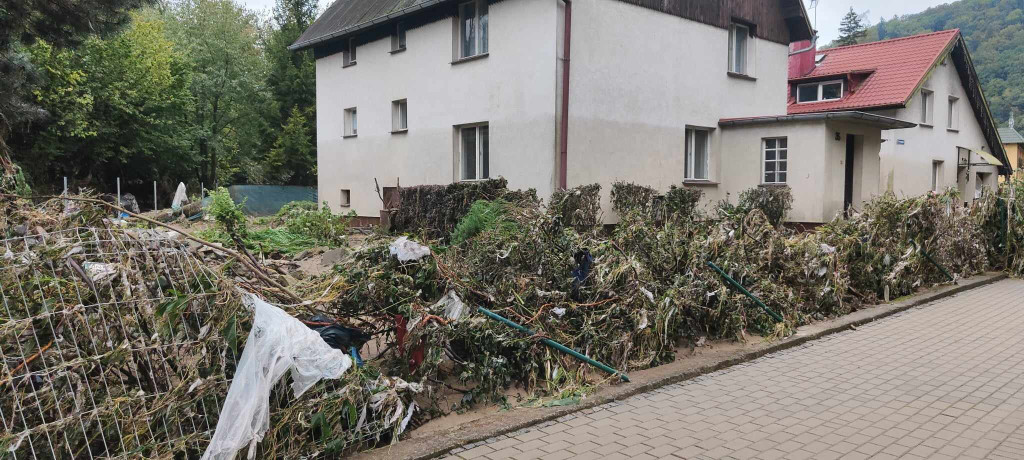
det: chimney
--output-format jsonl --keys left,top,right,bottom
{"left": 788, "top": 39, "right": 816, "bottom": 79}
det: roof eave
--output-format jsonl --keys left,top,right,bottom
{"left": 720, "top": 111, "right": 917, "bottom": 130}
{"left": 289, "top": 0, "right": 446, "bottom": 51}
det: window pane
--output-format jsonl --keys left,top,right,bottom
{"left": 765, "top": 150, "right": 775, "bottom": 161}
{"left": 480, "top": 126, "right": 489, "bottom": 179}
{"left": 461, "top": 128, "right": 476, "bottom": 180}
{"left": 398, "top": 24, "right": 406, "bottom": 48}
{"left": 779, "top": 149, "right": 787, "bottom": 160}
{"left": 822, "top": 83, "right": 842, "bottom": 100}
{"left": 733, "top": 27, "right": 747, "bottom": 73}
{"left": 479, "top": 0, "right": 488, "bottom": 54}
{"left": 778, "top": 161, "right": 787, "bottom": 172}
{"left": 765, "top": 138, "right": 776, "bottom": 149}
{"left": 351, "top": 109, "right": 357, "bottom": 134}
{"left": 694, "top": 130, "right": 708, "bottom": 179}
{"left": 778, "top": 138, "right": 787, "bottom": 148}
{"left": 765, "top": 172, "right": 774, "bottom": 183}
{"left": 765, "top": 161, "right": 775, "bottom": 173}
{"left": 460, "top": 3, "right": 476, "bottom": 57}
{"left": 350, "top": 40, "right": 356, "bottom": 62}
{"left": 684, "top": 129, "right": 691, "bottom": 178}
{"left": 778, "top": 172, "right": 786, "bottom": 182}
{"left": 797, "top": 85, "right": 818, "bottom": 102}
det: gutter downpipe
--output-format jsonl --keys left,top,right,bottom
{"left": 788, "top": 35, "right": 817, "bottom": 56}
{"left": 558, "top": 0, "right": 571, "bottom": 190}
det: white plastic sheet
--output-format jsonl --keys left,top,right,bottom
{"left": 201, "top": 292, "right": 353, "bottom": 460}
{"left": 171, "top": 182, "right": 187, "bottom": 210}
{"left": 389, "top": 236, "right": 431, "bottom": 262}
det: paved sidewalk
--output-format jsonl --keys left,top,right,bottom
{"left": 445, "top": 279, "right": 1024, "bottom": 460}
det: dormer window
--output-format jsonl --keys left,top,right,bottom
{"left": 796, "top": 80, "right": 843, "bottom": 103}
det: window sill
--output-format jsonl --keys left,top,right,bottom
{"left": 919, "top": 123, "right": 933, "bottom": 128}
{"left": 459, "top": 178, "right": 490, "bottom": 182}
{"left": 451, "top": 53, "right": 489, "bottom": 65}
{"left": 391, "top": 129, "right": 408, "bottom": 135}
{"left": 682, "top": 179, "right": 719, "bottom": 186}
{"left": 342, "top": 62, "right": 357, "bottom": 68}
{"left": 727, "top": 71, "right": 756, "bottom": 81}
{"left": 343, "top": 134, "right": 357, "bottom": 139}
{"left": 947, "top": 128, "right": 959, "bottom": 133}
{"left": 389, "top": 47, "right": 406, "bottom": 55}
{"left": 759, "top": 183, "right": 788, "bottom": 188}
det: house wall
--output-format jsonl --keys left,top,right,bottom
{"left": 314, "top": 0, "right": 560, "bottom": 215}
{"left": 718, "top": 122, "right": 827, "bottom": 222}
{"left": 566, "top": 0, "right": 791, "bottom": 219}
{"left": 1000, "top": 142, "right": 1023, "bottom": 181}
{"left": 824, "top": 121, "right": 883, "bottom": 217}
{"left": 875, "top": 56, "right": 992, "bottom": 198}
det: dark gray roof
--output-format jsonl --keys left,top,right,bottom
{"left": 291, "top": 0, "right": 813, "bottom": 51}
{"left": 999, "top": 127, "right": 1024, "bottom": 144}
{"left": 290, "top": 0, "right": 438, "bottom": 51}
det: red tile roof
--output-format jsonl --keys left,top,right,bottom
{"left": 788, "top": 30, "right": 960, "bottom": 114}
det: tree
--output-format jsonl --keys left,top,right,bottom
{"left": 10, "top": 11, "right": 196, "bottom": 196}
{"left": 259, "top": 0, "right": 318, "bottom": 185}
{"left": 266, "top": 107, "right": 315, "bottom": 184}
{"left": 0, "top": 0, "right": 151, "bottom": 188}
{"left": 164, "top": 0, "right": 267, "bottom": 188}
{"left": 837, "top": 7, "right": 868, "bottom": 46}
{"left": 877, "top": 17, "right": 888, "bottom": 41}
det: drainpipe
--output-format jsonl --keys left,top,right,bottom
{"left": 558, "top": 0, "right": 571, "bottom": 190}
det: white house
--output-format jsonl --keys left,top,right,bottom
{"left": 786, "top": 30, "right": 1009, "bottom": 209}
{"left": 293, "top": 1, "right": 999, "bottom": 224}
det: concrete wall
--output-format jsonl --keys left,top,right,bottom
{"left": 315, "top": 0, "right": 560, "bottom": 215}
{"left": 876, "top": 55, "right": 993, "bottom": 198}
{"left": 824, "top": 121, "right": 883, "bottom": 218}
{"left": 565, "top": 0, "right": 791, "bottom": 218}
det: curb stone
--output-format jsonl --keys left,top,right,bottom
{"left": 351, "top": 272, "right": 1008, "bottom": 460}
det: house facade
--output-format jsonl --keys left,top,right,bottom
{"left": 999, "top": 125, "right": 1024, "bottom": 181}
{"left": 294, "top": 1, "right": 1003, "bottom": 224}
{"left": 787, "top": 30, "right": 1009, "bottom": 208}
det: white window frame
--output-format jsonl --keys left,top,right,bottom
{"left": 684, "top": 127, "right": 711, "bottom": 180}
{"left": 392, "top": 99, "right": 408, "bottom": 132}
{"left": 343, "top": 38, "right": 357, "bottom": 66}
{"left": 796, "top": 80, "right": 844, "bottom": 103}
{"left": 762, "top": 137, "right": 788, "bottom": 184}
{"left": 343, "top": 107, "right": 357, "bottom": 137}
{"left": 457, "top": 0, "right": 488, "bottom": 59}
{"left": 458, "top": 123, "right": 489, "bottom": 181}
{"left": 391, "top": 22, "right": 407, "bottom": 52}
{"left": 920, "top": 89, "right": 934, "bottom": 125}
{"left": 931, "top": 160, "right": 943, "bottom": 192}
{"left": 947, "top": 96, "right": 960, "bottom": 130}
{"left": 728, "top": 23, "right": 750, "bottom": 75}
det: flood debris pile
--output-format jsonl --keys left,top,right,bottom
{"left": 0, "top": 196, "right": 417, "bottom": 459}
{"left": 0, "top": 176, "right": 1014, "bottom": 458}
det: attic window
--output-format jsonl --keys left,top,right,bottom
{"left": 814, "top": 54, "right": 826, "bottom": 64}
{"left": 796, "top": 80, "right": 843, "bottom": 103}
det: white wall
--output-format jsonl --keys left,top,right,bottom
{"left": 877, "top": 55, "right": 993, "bottom": 199}
{"left": 565, "top": 0, "right": 792, "bottom": 218}
{"left": 316, "top": 0, "right": 560, "bottom": 215}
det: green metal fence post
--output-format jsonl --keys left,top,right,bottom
{"left": 705, "top": 261, "right": 785, "bottom": 323}
{"left": 912, "top": 241, "right": 955, "bottom": 283}
{"left": 477, "top": 306, "right": 629, "bottom": 382}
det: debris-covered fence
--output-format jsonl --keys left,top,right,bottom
{"left": 0, "top": 225, "right": 237, "bottom": 458}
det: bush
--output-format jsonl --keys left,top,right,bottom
{"left": 276, "top": 201, "right": 350, "bottom": 247}
{"left": 548, "top": 184, "right": 602, "bottom": 232}
{"left": 207, "top": 187, "right": 247, "bottom": 238}
{"left": 735, "top": 186, "right": 793, "bottom": 227}
{"left": 610, "top": 181, "right": 658, "bottom": 216}
{"left": 391, "top": 178, "right": 537, "bottom": 239}
{"left": 451, "top": 200, "right": 512, "bottom": 245}
{"left": 664, "top": 185, "right": 703, "bottom": 221}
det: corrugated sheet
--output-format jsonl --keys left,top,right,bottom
{"left": 292, "top": 0, "right": 812, "bottom": 51}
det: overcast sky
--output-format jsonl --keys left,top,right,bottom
{"left": 807, "top": 0, "right": 954, "bottom": 43}
{"left": 238, "top": 0, "right": 953, "bottom": 42}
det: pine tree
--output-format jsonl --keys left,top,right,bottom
{"left": 836, "top": 7, "right": 867, "bottom": 46}
{"left": 877, "top": 17, "right": 888, "bottom": 41}
{"left": 267, "top": 107, "right": 315, "bottom": 185}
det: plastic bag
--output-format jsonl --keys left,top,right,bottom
{"left": 389, "top": 236, "right": 431, "bottom": 262}
{"left": 432, "top": 290, "right": 467, "bottom": 321}
{"left": 201, "top": 292, "right": 353, "bottom": 460}
{"left": 171, "top": 182, "right": 188, "bottom": 210}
